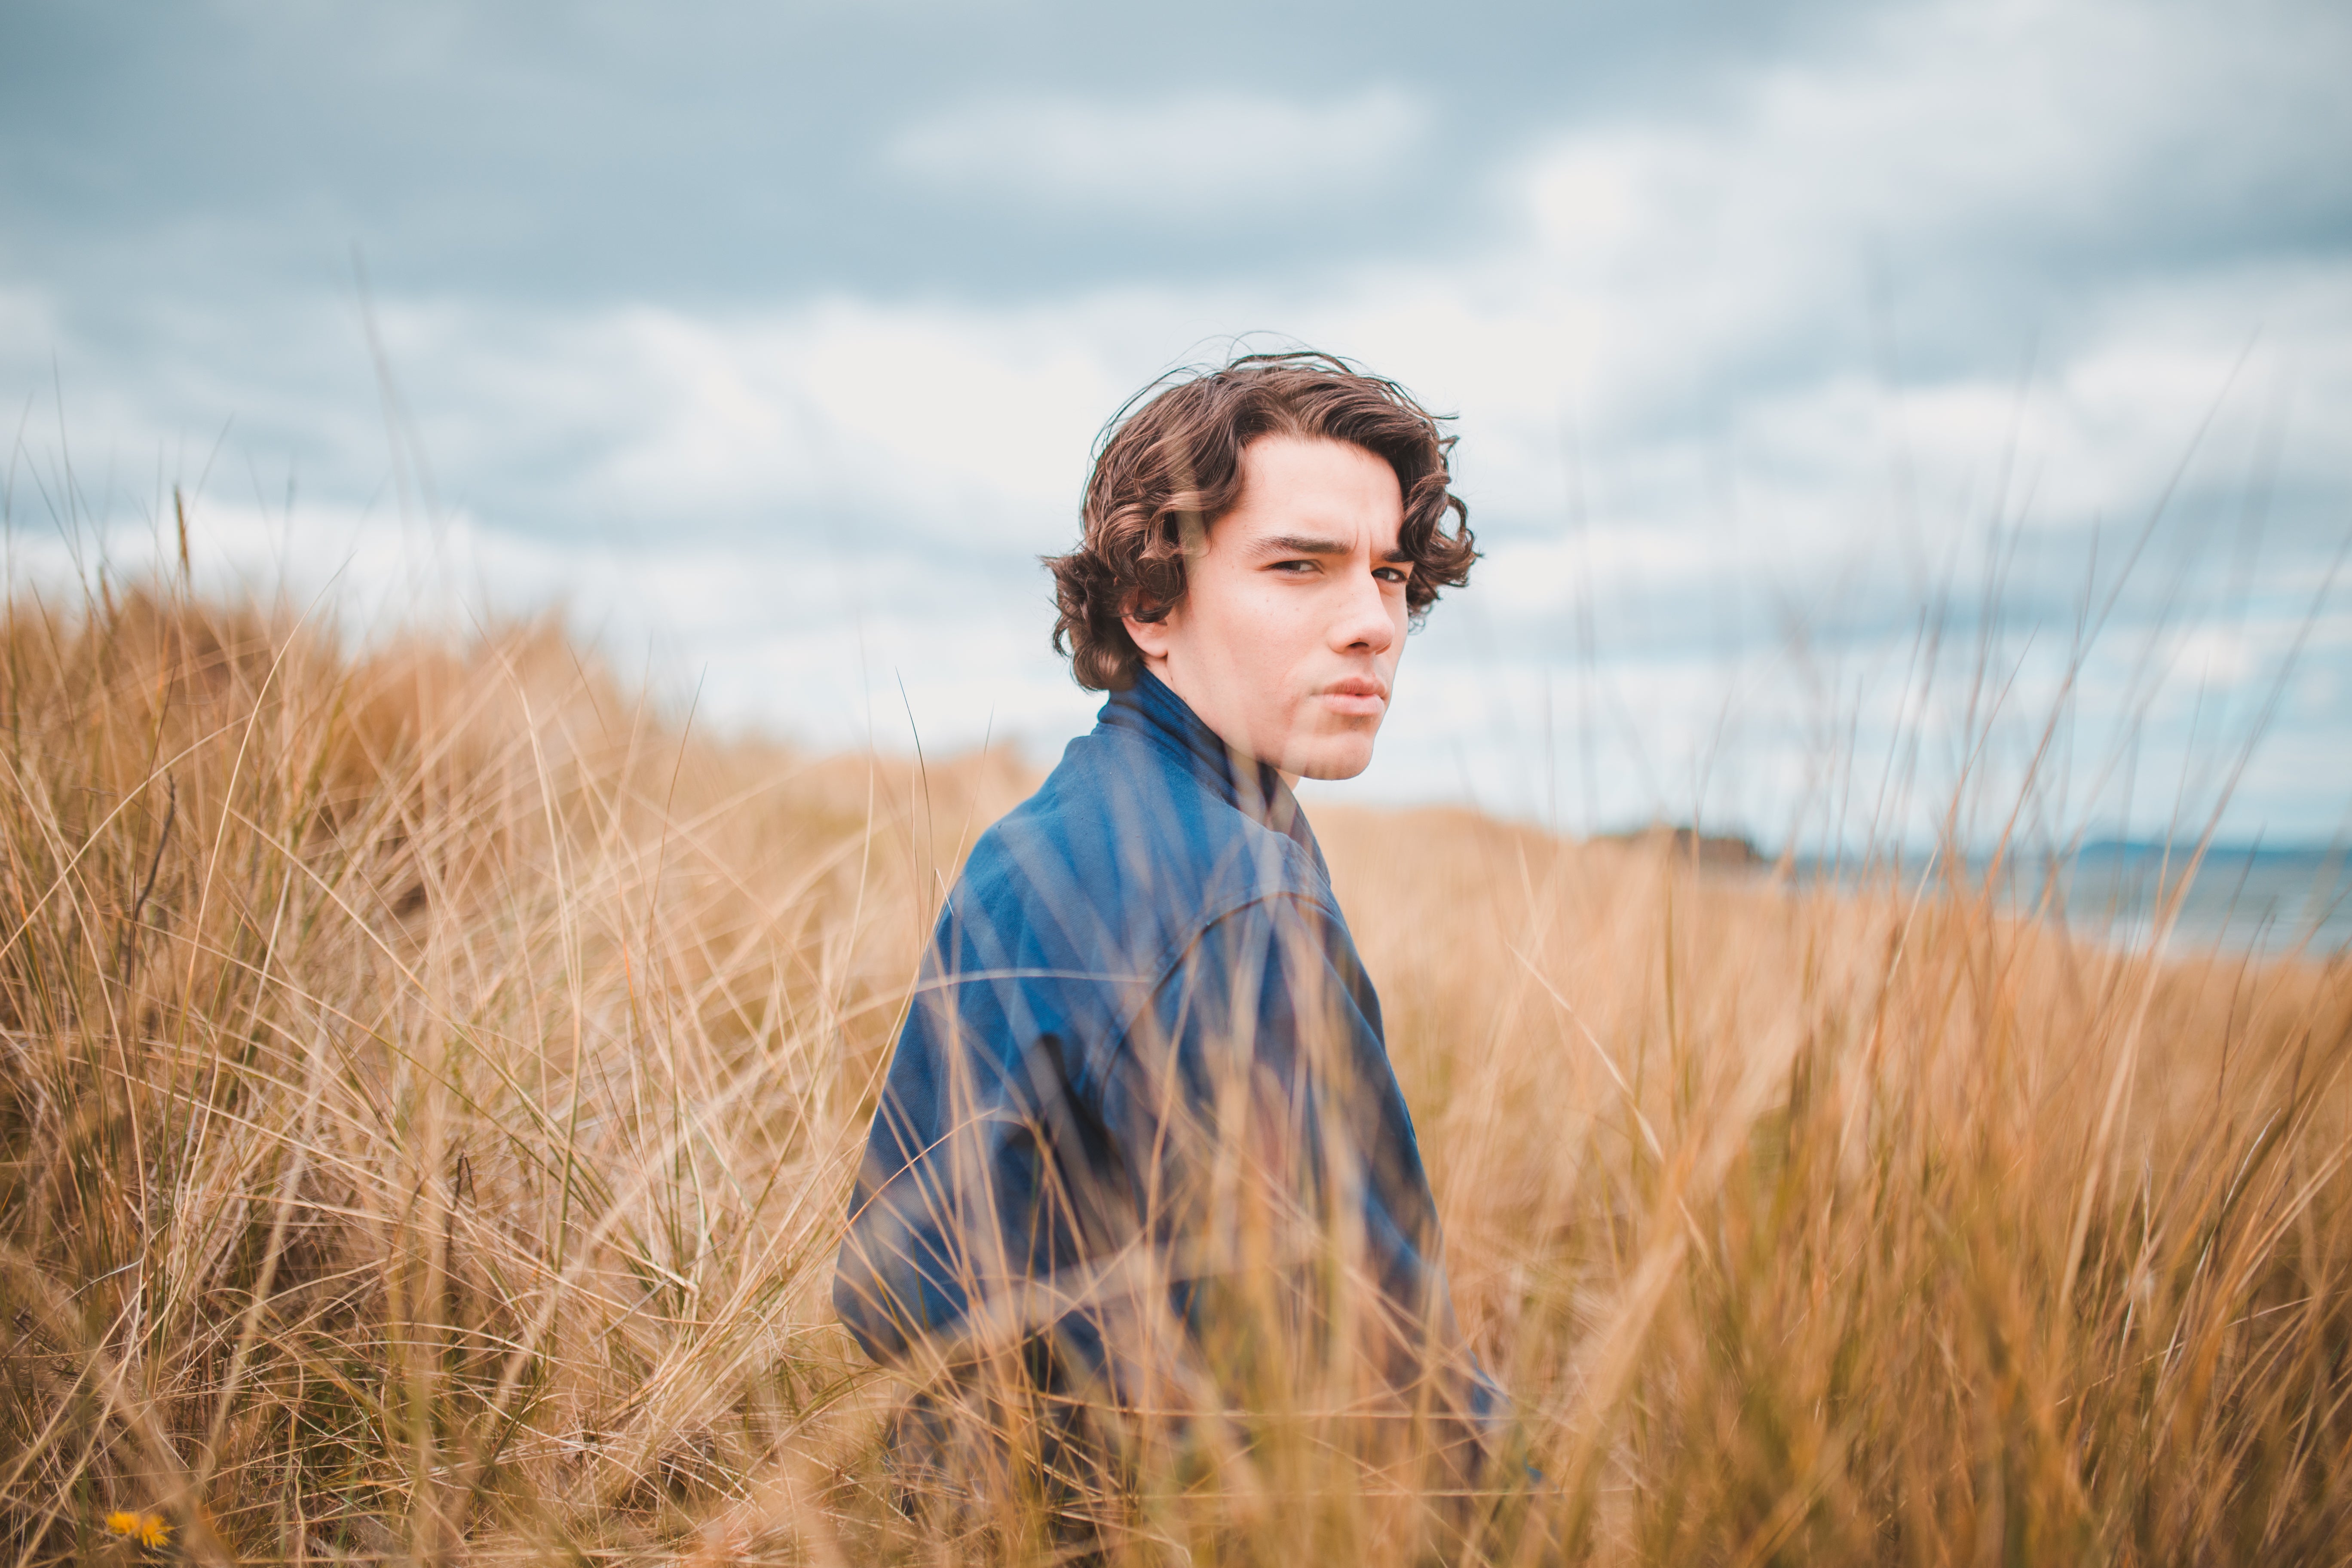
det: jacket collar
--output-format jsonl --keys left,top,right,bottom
{"left": 1098, "top": 670, "right": 1325, "bottom": 870}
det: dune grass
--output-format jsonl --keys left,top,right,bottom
{"left": 1, "top": 582, "right": 2346, "bottom": 1564}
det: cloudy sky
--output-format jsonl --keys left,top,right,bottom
{"left": 4, "top": 0, "right": 2348, "bottom": 849}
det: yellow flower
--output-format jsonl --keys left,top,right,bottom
{"left": 102, "top": 1510, "right": 171, "bottom": 1547}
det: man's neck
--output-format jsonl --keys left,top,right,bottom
{"left": 1139, "top": 657, "right": 1292, "bottom": 785}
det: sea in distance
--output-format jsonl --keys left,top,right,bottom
{"left": 1788, "top": 841, "right": 2352, "bottom": 960}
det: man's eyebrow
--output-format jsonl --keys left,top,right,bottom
{"left": 1249, "top": 534, "right": 1417, "bottom": 565}
{"left": 1250, "top": 533, "right": 1352, "bottom": 558}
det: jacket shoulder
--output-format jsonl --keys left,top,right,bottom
{"left": 953, "top": 727, "right": 1330, "bottom": 978}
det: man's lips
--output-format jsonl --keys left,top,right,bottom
{"left": 1318, "top": 677, "right": 1390, "bottom": 716}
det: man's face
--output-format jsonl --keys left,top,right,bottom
{"left": 1124, "top": 435, "right": 1410, "bottom": 781}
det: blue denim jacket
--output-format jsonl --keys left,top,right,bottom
{"left": 833, "top": 671, "right": 1488, "bottom": 1419}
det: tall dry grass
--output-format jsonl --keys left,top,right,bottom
{"left": 1, "top": 581, "right": 2346, "bottom": 1564}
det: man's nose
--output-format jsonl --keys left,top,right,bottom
{"left": 1331, "top": 565, "right": 1397, "bottom": 653}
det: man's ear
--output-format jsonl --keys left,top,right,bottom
{"left": 1121, "top": 590, "right": 1174, "bottom": 662}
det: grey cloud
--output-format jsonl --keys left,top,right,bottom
{"left": 0, "top": 0, "right": 1875, "bottom": 306}
{"left": 883, "top": 89, "right": 1433, "bottom": 215}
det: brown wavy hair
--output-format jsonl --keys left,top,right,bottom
{"left": 1046, "top": 350, "right": 1478, "bottom": 692}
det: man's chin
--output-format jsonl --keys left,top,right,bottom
{"left": 1287, "top": 742, "right": 1376, "bottom": 782}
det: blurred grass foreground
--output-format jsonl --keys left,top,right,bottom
{"left": 3, "top": 582, "right": 2348, "bottom": 1565}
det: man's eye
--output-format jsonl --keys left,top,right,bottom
{"left": 1373, "top": 567, "right": 1409, "bottom": 584}
{"left": 1272, "top": 560, "right": 1317, "bottom": 574}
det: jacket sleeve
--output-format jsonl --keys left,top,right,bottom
{"left": 832, "top": 904, "right": 1105, "bottom": 1369}
{"left": 1089, "top": 893, "right": 1492, "bottom": 1412}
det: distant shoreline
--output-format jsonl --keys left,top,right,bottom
{"left": 1788, "top": 842, "right": 2352, "bottom": 959}
{"left": 1590, "top": 824, "right": 2350, "bottom": 957}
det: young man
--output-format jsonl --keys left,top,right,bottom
{"left": 833, "top": 350, "right": 1495, "bottom": 1516}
